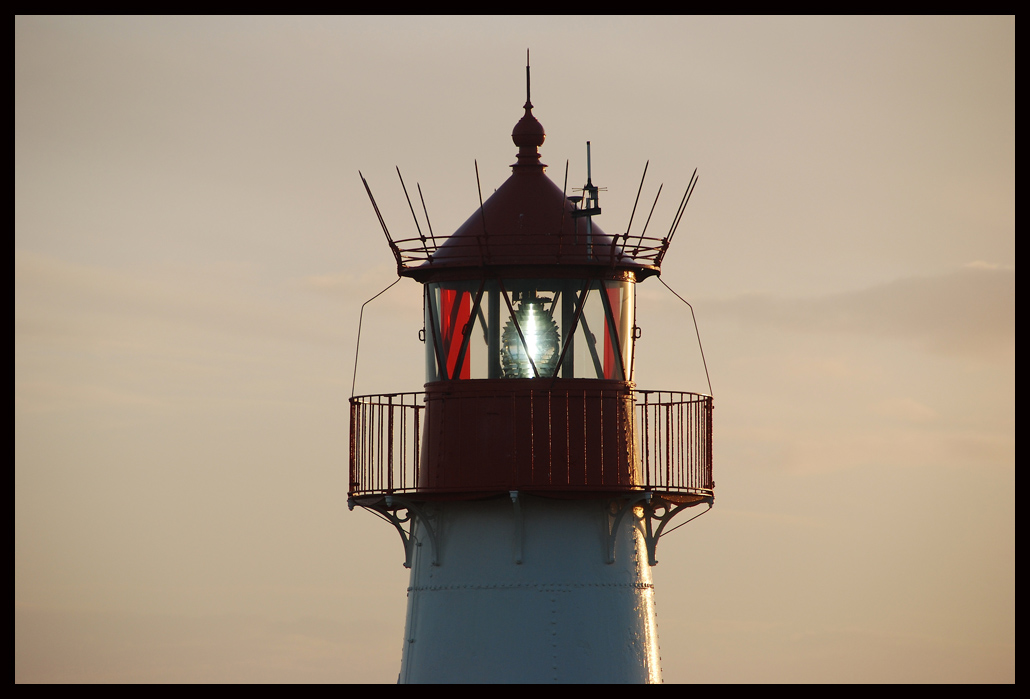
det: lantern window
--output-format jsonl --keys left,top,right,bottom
{"left": 424, "top": 278, "right": 634, "bottom": 382}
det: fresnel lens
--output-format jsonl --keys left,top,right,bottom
{"left": 501, "top": 293, "right": 560, "bottom": 378}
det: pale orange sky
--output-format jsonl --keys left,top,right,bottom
{"left": 16, "top": 16, "right": 1013, "bottom": 682}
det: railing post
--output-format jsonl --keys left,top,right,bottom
{"left": 642, "top": 391, "right": 650, "bottom": 488}
{"left": 413, "top": 401, "right": 422, "bottom": 491}
{"left": 664, "top": 393, "right": 671, "bottom": 488}
{"left": 706, "top": 396, "right": 713, "bottom": 490}
{"left": 387, "top": 395, "right": 395, "bottom": 492}
{"left": 400, "top": 396, "right": 407, "bottom": 490}
{"left": 349, "top": 398, "right": 358, "bottom": 493}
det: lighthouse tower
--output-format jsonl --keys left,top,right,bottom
{"left": 349, "top": 63, "right": 713, "bottom": 684}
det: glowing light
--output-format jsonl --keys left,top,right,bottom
{"left": 501, "top": 294, "right": 560, "bottom": 378}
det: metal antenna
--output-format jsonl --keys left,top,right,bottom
{"left": 570, "top": 142, "right": 605, "bottom": 256}
{"left": 586, "top": 141, "right": 592, "bottom": 185}
{"left": 573, "top": 141, "right": 606, "bottom": 210}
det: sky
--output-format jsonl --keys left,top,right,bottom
{"left": 15, "top": 16, "right": 1014, "bottom": 683}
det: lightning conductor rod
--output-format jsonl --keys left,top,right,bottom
{"left": 417, "top": 183, "right": 435, "bottom": 240}
{"left": 396, "top": 166, "right": 425, "bottom": 243}
{"left": 666, "top": 172, "right": 694, "bottom": 240}
{"left": 586, "top": 141, "right": 594, "bottom": 253}
{"left": 668, "top": 168, "right": 699, "bottom": 244}
{"left": 526, "top": 49, "right": 531, "bottom": 104}
{"left": 625, "top": 160, "right": 649, "bottom": 236}
{"left": 475, "top": 159, "right": 489, "bottom": 265}
{"left": 475, "top": 160, "right": 488, "bottom": 237}
{"left": 359, "top": 171, "right": 402, "bottom": 270}
{"left": 639, "top": 183, "right": 663, "bottom": 238}
{"left": 557, "top": 160, "right": 569, "bottom": 239}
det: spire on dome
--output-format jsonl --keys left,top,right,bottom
{"left": 524, "top": 48, "right": 532, "bottom": 110}
{"left": 512, "top": 49, "right": 545, "bottom": 169}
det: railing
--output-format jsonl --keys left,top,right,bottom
{"left": 386, "top": 231, "right": 670, "bottom": 271}
{"left": 349, "top": 388, "right": 712, "bottom": 500}
{"left": 634, "top": 390, "right": 714, "bottom": 495}
{"left": 349, "top": 392, "right": 425, "bottom": 498}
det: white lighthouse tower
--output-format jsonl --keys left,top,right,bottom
{"left": 349, "top": 62, "right": 713, "bottom": 684}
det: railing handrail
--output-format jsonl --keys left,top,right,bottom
{"left": 384, "top": 231, "right": 670, "bottom": 271}
{"left": 349, "top": 387, "right": 712, "bottom": 499}
{"left": 350, "top": 388, "right": 713, "bottom": 401}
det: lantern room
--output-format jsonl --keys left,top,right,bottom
{"left": 350, "top": 77, "right": 713, "bottom": 508}
{"left": 423, "top": 276, "right": 634, "bottom": 382}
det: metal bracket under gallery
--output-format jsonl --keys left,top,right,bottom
{"left": 349, "top": 490, "right": 712, "bottom": 569}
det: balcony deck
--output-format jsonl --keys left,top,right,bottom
{"left": 349, "top": 386, "right": 713, "bottom": 506}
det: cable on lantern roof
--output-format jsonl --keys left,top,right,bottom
{"left": 657, "top": 277, "right": 713, "bottom": 397}
{"left": 350, "top": 277, "right": 401, "bottom": 398}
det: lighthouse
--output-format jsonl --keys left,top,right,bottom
{"left": 349, "top": 61, "right": 713, "bottom": 684}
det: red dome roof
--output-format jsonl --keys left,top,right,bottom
{"left": 396, "top": 104, "right": 660, "bottom": 281}
{"left": 429, "top": 164, "right": 621, "bottom": 268}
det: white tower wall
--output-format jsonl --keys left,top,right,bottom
{"left": 398, "top": 495, "right": 662, "bottom": 683}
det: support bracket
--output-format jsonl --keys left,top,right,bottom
{"left": 605, "top": 492, "right": 651, "bottom": 565}
{"left": 349, "top": 495, "right": 440, "bottom": 569}
{"left": 606, "top": 492, "right": 713, "bottom": 566}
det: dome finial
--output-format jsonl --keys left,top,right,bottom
{"left": 512, "top": 49, "right": 545, "bottom": 169}
{"left": 525, "top": 49, "right": 532, "bottom": 110}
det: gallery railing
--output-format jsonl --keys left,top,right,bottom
{"left": 349, "top": 388, "right": 712, "bottom": 500}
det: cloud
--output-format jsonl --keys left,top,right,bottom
{"left": 300, "top": 264, "right": 420, "bottom": 315}
{"left": 872, "top": 397, "right": 939, "bottom": 423}
{"left": 15, "top": 608, "right": 400, "bottom": 683}
{"left": 14, "top": 250, "right": 350, "bottom": 350}
{"left": 723, "top": 422, "right": 1013, "bottom": 475}
{"left": 303, "top": 267, "right": 392, "bottom": 292}
{"left": 704, "top": 266, "right": 1014, "bottom": 360}
{"left": 14, "top": 250, "right": 362, "bottom": 415}
{"left": 963, "top": 260, "right": 1013, "bottom": 271}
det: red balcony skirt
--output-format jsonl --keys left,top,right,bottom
{"left": 419, "top": 378, "right": 637, "bottom": 493}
